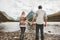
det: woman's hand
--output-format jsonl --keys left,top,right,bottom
{"left": 44, "top": 23, "right": 46, "bottom": 27}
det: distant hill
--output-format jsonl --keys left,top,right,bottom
{"left": 48, "top": 11, "right": 60, "bottom": 22}
{"left": 27, "top": 10, "right": 34, "bottom": 22}
{"left": 0, "top": 11, "right": 17, "bottom": 22}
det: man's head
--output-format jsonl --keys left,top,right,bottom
{"left": 38, "top": 5, "right": 42, "bottom": 9}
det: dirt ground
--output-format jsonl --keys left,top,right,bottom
{"left": 0, "top": 31, "right": 60, "bottom": 40}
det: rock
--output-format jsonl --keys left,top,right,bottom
{"left": 0, "top": 30, "right": 60, "bottom": 40}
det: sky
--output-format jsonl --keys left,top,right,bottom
{"left": 0, "top": 0, "right": 60, "bottom": 19}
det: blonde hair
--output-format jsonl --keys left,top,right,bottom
{"left": 22, "top": 11, "right": 25, "bottom": 15}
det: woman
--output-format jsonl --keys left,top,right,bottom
{"left": 20, "top": 11, "right": 28, "bottom": 40}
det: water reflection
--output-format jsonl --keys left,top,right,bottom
{"left": 0, "top": 22, "right": 60, "bottom": 35}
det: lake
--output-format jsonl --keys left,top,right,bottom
{"left": 0, "top": 22, "right": 60, "bottom": 35}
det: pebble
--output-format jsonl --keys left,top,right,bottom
{"left": 0, "top": 31, "right": 60, "bottom": 40}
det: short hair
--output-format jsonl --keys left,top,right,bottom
{"left": 38, "top": 5, "right": 42, "bottom": 9}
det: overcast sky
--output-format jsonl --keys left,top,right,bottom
{"left": 0, "top": 0, "right": 60, "bottom": 19}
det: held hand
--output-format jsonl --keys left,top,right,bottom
{"left": 30, "top": 22, "right": 34, "bottom": 26}
{"left": 44, "top": 23, "right": 46, "bottom": 27}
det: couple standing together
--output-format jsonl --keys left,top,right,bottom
{"left": 20, "top": 5, "right": 47, "bottom": 40}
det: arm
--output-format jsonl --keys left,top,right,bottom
{"left": 32, "top": 13, "right": 38, "bottom": 25}
{"left": 19, "top": 17, "right": 21, "bottom": 25}
{"left": 25, "top": 17, "right": 28, "bottom": 23}
{"left": 44, "top": 13, "right": 47, "bottom": 27}
{"left": 44, "top": 18, "right": 47, "bottom": 27}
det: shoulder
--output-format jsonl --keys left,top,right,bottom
{"left": 35, "top": 9, "right": 39, "bottom": 13}
{"left": 41, "top": 10, "right": 46, "bottom": 14}
{"left": 42, "top": 10, "right": 46, "bottom": 12}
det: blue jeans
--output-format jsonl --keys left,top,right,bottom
{"left": 36, "top": 24, "right": 44, "bottom": 40}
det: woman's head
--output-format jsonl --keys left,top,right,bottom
{"left": 22, "top": 11, "right": 26, "bottom": 15}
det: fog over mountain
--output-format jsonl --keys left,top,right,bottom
{"left": 0, "top": 0, "right": 60, "bottom": 19}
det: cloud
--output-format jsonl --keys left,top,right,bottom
{"left": 0, "top": 0, "right": 60, "bottom": 19}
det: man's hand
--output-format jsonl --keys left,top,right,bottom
{"left": 44, "top": 23, "right": 46, "bottom": 27}
{"left": 44, "top": 21, "right": 47, "bottom": 27}
{"left": 44, "top": 18, "right": 47, "bottom": 27}
{"left": 31, "top": 22, "right": 34, "bottom": 26}
{"left": 31, "top": 22, "right": 36, "bottom": 27}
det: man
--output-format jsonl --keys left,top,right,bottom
{"left": 32, "top": 5, "right": 47, "bottom": 40}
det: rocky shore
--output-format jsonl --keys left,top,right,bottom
{"left": 0, "top": 31, "right": 60, "bottom": 40}
{"left": 0, "top": 22, "right": 60, "bottom": 40}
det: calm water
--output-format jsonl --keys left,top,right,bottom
{"left": 0, "top": 22, "right": 20, "bottom": 32}
{"left": 0, "top": 22, "right": 60, "bottom": 35}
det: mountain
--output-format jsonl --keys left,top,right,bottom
{"left": 0, "top": 11, "right": 17, "bottom": 22}
{"left": 48, "top": 11, "right": 60, "bottom": 22}
{"left": 27, "top": 10, "right": 34, "bottom": 22}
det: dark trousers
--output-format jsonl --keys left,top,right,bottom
{"left": 20, "top": 27, "right": 26, "bottom": 40}
{"left": 36, "top": 24, "right": 44, "bottom": 40}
